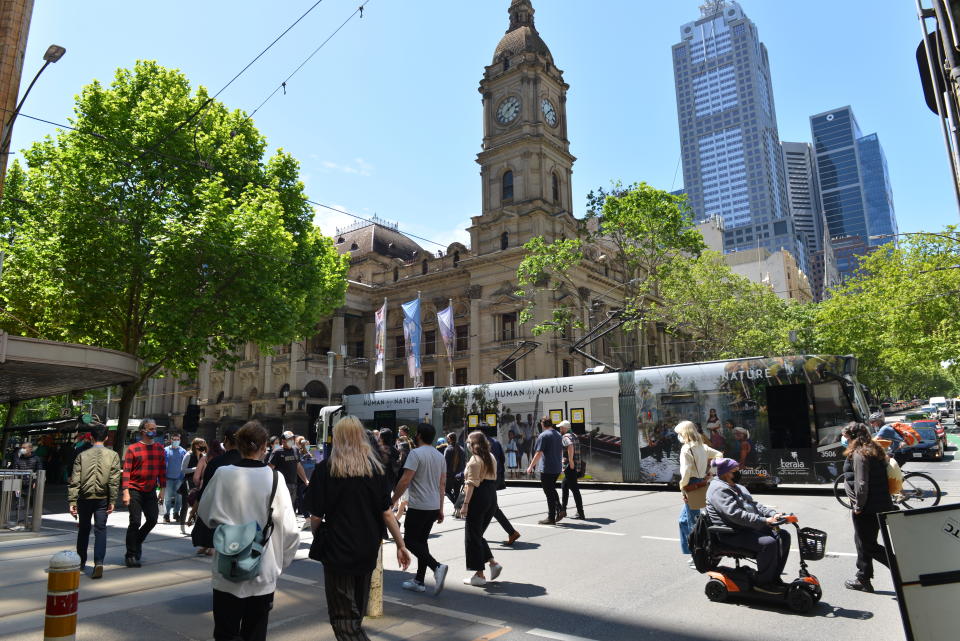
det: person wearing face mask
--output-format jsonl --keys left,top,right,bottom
{"left": 705, "top": 457, "right": 791, "bottom": 594}
{"left": 121, "top": 419, "right": 166, "bottom": 567}
{"left": 162, "top": 432, "right": 187, "bottom": 524}
{"left": 268, "top": 430, "right": 309, "bottom": 505}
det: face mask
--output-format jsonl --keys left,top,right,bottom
{"left": 286, "top": 439, "right": 295, "bottom": 447}
{"left": 171, "top": 440, "right": 180, "bottom": 448}
{"left": 19, "top": 448, "right": 26, "bottom": 456}
{"left": 145, "top": 431, "right": 156, "bottom": 439}
{"left": 731, "top": 471, "right": 742, "bottom": 483}
{"left": 840, "top": 436, "right": 849, "bottom": 447}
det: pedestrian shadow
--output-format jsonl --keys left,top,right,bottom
{"left": 554, "top": 522, "right": 602, "bottom": 531}
{"left": 498, "top": 540, "right": 540, "bottom": 550}
{"left": 482, "top": 580, "right": 547, "bottom": 598}
{"left": 581, "top": 517, "right": 616, "bottom": 525}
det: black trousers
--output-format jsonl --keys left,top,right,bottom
{"left": 853, "top": 511, "right": 889, "bottom": 581}
{"left": 125, "top": 488, "right": 159, "bottom": 559}
{"left": 404, "top": 508, "right": 439, "bottom": 582}
{"left": 324, "top": 571, "right": 372, "bottom": 641}
{"left": 494, "top": 507, "right": 515, "bottom": 535}
{"left": 212, "top": 589, "right": 273, "bottom": 641}
{"left": 465, "top": 481, "right": 497, "bottom": 571}
{"left": 561, "top": 468, "right": 583, "bottom": 514}
{"left": 76, "top": 497, "right": 108, "bottom": 568}
{"left": 717, "top": 527, "right": 791, "bottom": 586}
{"left": 540, "top": 473, "right": 560, "bottom": 520}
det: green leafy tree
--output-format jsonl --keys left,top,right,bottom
{"left": 653, "top": 250, "right": 795, "bottom": 360}
{"left": 815, "top": 229, "right": 960, "bottom": 398}
{"left": 0, "top": 61, "right": 348, "bottom": 449}
{"left": 516, "top": 183, "right": 706, "bottom": 362}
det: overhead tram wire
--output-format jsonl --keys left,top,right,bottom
{"left": 135, "top": 0, "right": 334, "bottom": 164}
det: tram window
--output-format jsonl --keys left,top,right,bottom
{"left": 813, "top": 381, "right": 856, "bottom": 446}
{"left": 767, "top": 384, "right": 811, "bottom": 449}
{"left": 590, "top": 396, "right": 615, "bottom": 437}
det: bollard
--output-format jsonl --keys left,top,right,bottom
{"left": 367, "top": 542, "right": 383, "bottom": 618}
{"left": 44, "top": 550, "right": 81, "bottom": 641}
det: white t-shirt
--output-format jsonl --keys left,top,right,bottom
{"left": 403, "top": 446, "right": 445, "bottom": 511}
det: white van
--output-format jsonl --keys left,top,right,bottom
{"left": 929, "top": 396, "right": 948, "bottom": 418}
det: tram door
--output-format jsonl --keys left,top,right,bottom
{"left": 767, "top": 384, "right": 813, "bottom": 450}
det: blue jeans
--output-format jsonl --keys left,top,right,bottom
{"left": 678, "top": 504, "right": 700, "bottom": 554}
{"left": 163, "top": 479, "right": 182, "bottom": 518}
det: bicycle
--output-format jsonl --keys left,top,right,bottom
{"left": 833, "top": 469, "right": 942, "bottom": 510}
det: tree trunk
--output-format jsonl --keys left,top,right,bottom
{"left": 1, "top": 400, "right": 22, "bottom": 457}
{"left": 113, "top": 383, "right": 139, "bottom": 453}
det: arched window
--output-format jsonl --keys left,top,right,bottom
{"left": 393, "top": 266, "right": 399, "bottom": 282}
{"left": 502, "top": 170, "right": 514, "bottom": 202}
{"left": 453, "top": 251, "right": 460, "bottom": 267}
{"left": 422, "top": 260, "right": 428, "bottom": 275}
{"left": 503, "top": 57, "right": 510, "bottom": 72}
{"left": 215, "top": 391, "right": 224, "bottom": 404}
{"left": 500, "top": 231, "right": 509, "bottom": 251}
{"left": 552, "top": 173, "right": 560, "bottom": 204}
{"left": 350, "top": 242, "right": 358, "bottom": 250}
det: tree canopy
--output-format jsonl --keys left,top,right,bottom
{"left": 0, "top": 61, "right": 348, "bottom": 441}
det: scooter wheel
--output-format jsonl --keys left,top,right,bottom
{"left": 787, "top": 587, "right": 814, "bottom": 613}
{"left": 705, "top": 578, "right": 728, "bottom": 602}
{"left": 811, "top": 585, "right": 822, "bottom": 603}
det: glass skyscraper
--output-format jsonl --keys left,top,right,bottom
{"left": 672, "top": 1, "right": 804, "bottom": 271}
{"left": 810, "top": 106, "right": 898, "bottom": 279}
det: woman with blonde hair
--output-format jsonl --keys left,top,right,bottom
{"left": 306, "top": 416, "right": 410, "bottom": 641}
{"left": 460, "top": 430, "right": 503, "bottom": 586}
{"left": 675, "top": 420, "right": 721, "bottom": 566}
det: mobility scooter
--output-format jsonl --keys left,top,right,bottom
{"left": 698, "top": 514, "right": 826, "bottom": 613}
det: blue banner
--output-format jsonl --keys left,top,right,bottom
{"left": 402, "top": 297, "right": 422, "bottom": 384}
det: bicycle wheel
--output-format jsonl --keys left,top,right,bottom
{"left": 833, "top": 474, "right": 852, "bottom": 510}
{"left": 899, "top": 472, "right": 942, "bottom": 509}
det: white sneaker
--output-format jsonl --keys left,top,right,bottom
{"left": 489, "top": 562, "right": 503, "bottom": 581}
{"left": 401, "top": 579, "right": 425, "bottom": 593}
{"left": 433, "top": 564, "right": 448, "bottom": 596}
{"left": 463, "top": 575, "right": 487, "bottom": 586}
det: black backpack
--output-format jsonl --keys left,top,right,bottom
{"left": 687, "top": 512, "right": 714, "bottom": 573}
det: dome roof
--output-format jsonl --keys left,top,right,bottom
{"left": 492, "top": 0, "right": 552, "bottom": 63}
{"left": 494, "top": 26, "right": 551, "bottom": 62}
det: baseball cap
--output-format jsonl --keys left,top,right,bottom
{"left": 282, "top": 430, "right": 295, "bottom": 440}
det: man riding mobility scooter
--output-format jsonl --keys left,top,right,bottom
{"left": 688, "top": 458, "right": 827, "bottom": 613}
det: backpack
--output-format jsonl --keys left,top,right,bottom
{"left": 213, "top": 469, "right": 278, "bottom": 583}
{"left": 891, "top": 423, "right": 921, "bottom": 447}
{"left": 687, "top": 511, "right": 714, "bottom": 573}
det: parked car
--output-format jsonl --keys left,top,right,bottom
{"left": 913, "top": 419, "right": 947, "bottom": 451}
{"left": 910, "top": 423, "right": 945, "bottom": 460}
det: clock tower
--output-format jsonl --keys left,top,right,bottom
{"left": 471, "top": 0, "right": 576, "bottom": 255}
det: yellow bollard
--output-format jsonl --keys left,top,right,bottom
{"left": 367, "top": 542, "right": 383, "bottom": 618}
{"left": 44, "top": 550, "right": 81, "bottom": 641}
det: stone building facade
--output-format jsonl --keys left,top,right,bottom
{"left": 184, "top": 1, "right": 675, "bottom": 442}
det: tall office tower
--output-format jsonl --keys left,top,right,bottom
{"left": 673, "top": 1, "right": 803, "bottom": 271}
{"left": 781, "top": 141, "right": 828, "bottom": 298}
{"left": 810, "top": 106, "right": 898, "bottom": 280}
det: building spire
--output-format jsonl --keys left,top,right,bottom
{"left": 508, "top": 0, "right": 536, "bottom": 32}
{"left": 699, "top": 0, "right": 727, "bottom": 17}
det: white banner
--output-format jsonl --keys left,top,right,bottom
{"left": 437, "top": 305, "right": 455, "bottom": 358}
{"left": 374, "top": 301, "right": 386, "bottom": 375}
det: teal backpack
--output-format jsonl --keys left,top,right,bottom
{"left": 213, "top": 469, "right": 278, "bottom": 582}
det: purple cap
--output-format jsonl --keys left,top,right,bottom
{"left": 713, "top": 457, "right": 740, "bottom": 477}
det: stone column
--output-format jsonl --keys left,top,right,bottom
{"left": 469, "top": 294, "right": 482, "bottom": 385}
{"left": 332, "top": 312, "right": 346, "bottom": 357}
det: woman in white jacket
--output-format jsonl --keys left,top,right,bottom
{"left": 198, "top": 421, "right": 300, "bottom": 641}
{"left": 675, "top": 420, "right": 722, "bottom": 567}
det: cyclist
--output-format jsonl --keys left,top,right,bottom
{"left": 868, "top": 412, "right": 909, "bottom": 466}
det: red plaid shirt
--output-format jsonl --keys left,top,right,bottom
{"left": 122, "top": 441, "right": 166, "bottom": 492}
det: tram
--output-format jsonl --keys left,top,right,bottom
{"left": 323, "top": 355, "right": 869, "bottom": 486}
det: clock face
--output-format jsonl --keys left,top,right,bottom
{"left": 496, "top": 96, "right": 521, "bottom": 124}
{"left": 541, "top": 98, "right": 558, "bottom": 127}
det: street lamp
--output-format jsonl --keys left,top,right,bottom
{"left": 0, "top": 44, "right": 66, "bottom": 155}
{"left": 326, "top": 351, "right": 336, "bottom": 410}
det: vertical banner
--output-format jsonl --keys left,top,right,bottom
{"left": 402, "top": 297, "right": 422, "bottom": 385}
{"left": 374, "top": 300, "right": 386, "bottom": 376}
{"left": 437, "top": 302, "right": 456, "bottom": 387}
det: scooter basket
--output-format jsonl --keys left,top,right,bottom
{"left": 798, "top": 527, "right": 827, "bottom": 560}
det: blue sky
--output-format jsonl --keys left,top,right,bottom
{"left": 9, "top": 1, "right": 954, "bottom": 251}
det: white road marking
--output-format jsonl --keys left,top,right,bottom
{"left": 279, "top": 573, "right": 317, "bottom": 586}
{"left": 641, "top": 535, "right": 858, "bottom": 557}
{"left": 514, "top": 523, "right": 626, "bottom": 536}
{"left": 527, "top": 628, "right": 598, "bottom": 641}
{"left": 387, "top": 598, "right": 508, "bottom": 627}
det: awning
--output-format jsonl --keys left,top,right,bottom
{"left": 0, "top": 333, "right": 140, "bottom": 404}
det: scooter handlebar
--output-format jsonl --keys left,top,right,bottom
{"left": 771, "top": 513, "right": 798, "bottom": 526}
